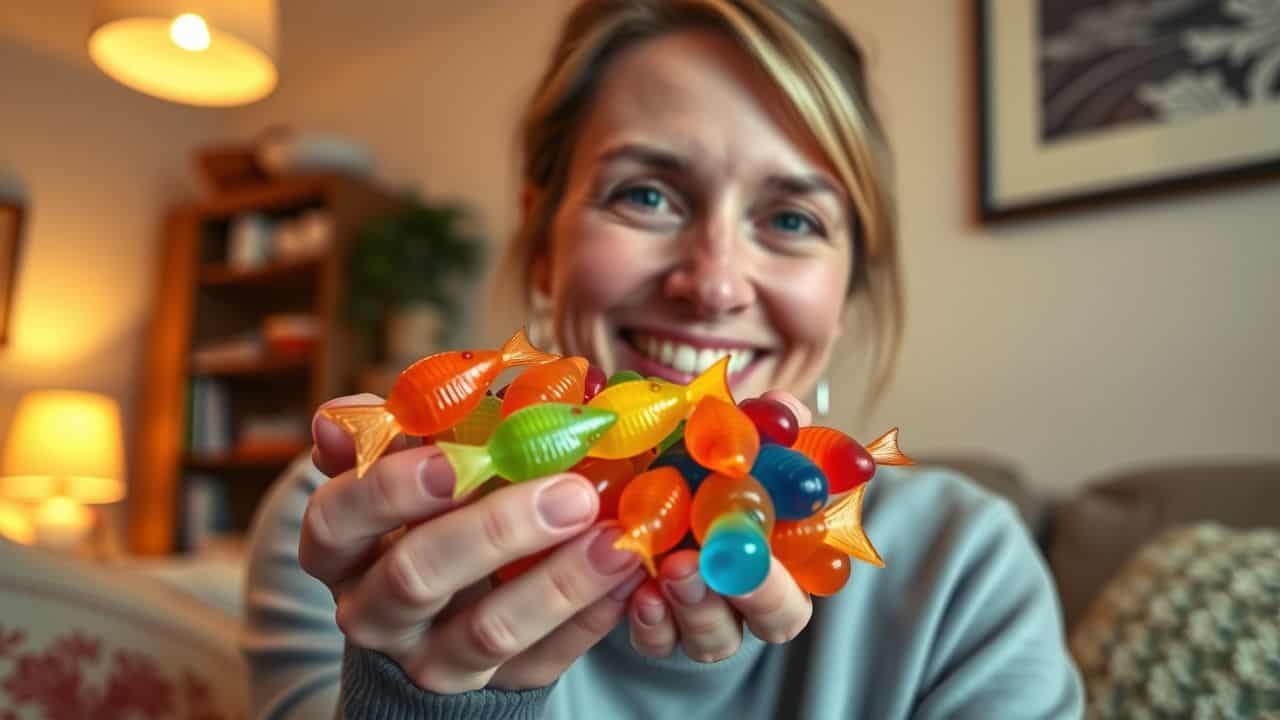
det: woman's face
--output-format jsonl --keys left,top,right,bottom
{"left": 542, "top": 29, "right": 854, "bottom": 401}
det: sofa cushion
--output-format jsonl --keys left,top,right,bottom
{"left": 1046, "top": 462, "right": 1280, "bottom": 630}
{"left": 0, "top": 539, "right": 248, "bottom": 719}
{"left": 1069, "top": 524, "right": 1280, "bottom": 718}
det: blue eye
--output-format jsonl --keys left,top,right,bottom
{"left": 621, "top": 186, "right": 665, "bottom": 209}
{"left": 770, "top": 211, "right": 817, "bottom": 234}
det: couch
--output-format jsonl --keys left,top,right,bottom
{"left": 2, "top": 456, "right": 1274, "bottom": 718}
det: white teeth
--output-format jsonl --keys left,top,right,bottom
{"left": 672, "top": 344, "right": 698, "bottom": 374}
{"left": 695, "top": 348, "right": 720, "bottom": 374}
{"left": 630, "top": 332, "right": 757, "bottom": 376}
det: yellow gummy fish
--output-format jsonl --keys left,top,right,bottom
{"left": 586, "top": 357, "right": 733, "bottom": 460}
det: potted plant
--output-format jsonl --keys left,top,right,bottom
{"left": 345, "top": 195, "right": 484, "bottom": 367}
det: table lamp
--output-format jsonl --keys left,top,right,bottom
{"left": 1, "top": 391, "right": 126, "bottom": 551}
{"left": 88, "top": 0, "right": 278, "bottom": 107}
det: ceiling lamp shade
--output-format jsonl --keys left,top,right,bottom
{"left": 88, "top": 0, "right": 279, "bottom": 107}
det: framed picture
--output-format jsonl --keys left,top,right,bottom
{"left": 978, "top": 0, "right": 1280, "bottom": 220}
{"left": 0, "top": 201, "right": 25, "bottom": 346}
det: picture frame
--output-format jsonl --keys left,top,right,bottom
{"left": 977, "top": 0, "right": 1280, "bottom": 221}
{"left": 0, "top": 200, "right": 25, "bottom": 347}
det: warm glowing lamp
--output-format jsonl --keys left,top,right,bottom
{"left": 88, "top": 0, "right": 279, "bottom": 107}
{"left": 2, "top": 391, "right": 126, "bottom": 550}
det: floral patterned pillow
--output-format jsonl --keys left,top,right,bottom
{"left": 1069, "top": 523, "right": 1280, "bottom": 719}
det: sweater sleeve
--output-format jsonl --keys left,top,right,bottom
{"left": 339, "top": 644, "right": 556, "bottom": 719}
{"left": 910, "top": 496, "right": 1085, "bottom": 720}
{"left": 241, "top": 455, "right": 346, "bottom": 719}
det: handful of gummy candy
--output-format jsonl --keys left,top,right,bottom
{"left": 322, "top": 328, "right": 913, "bottom": 597}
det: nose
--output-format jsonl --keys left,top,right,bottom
{"left": 662, "top": 218, "right": 755, "bottom": 319}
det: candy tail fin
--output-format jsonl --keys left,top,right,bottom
{"left": 686, "top": 356, "right": 733, "bottom": 406}
{"left": 500, "top": 328, "right": 559, "bottom": 367}
{"left": 822, "top": 485, "right": 885, "bottom": 568}
{"left": 613, "top": 531, "right": 658, "bottom": 577}
{"left": 320, "top": 405, "right": 402, "bottom": 479}
{"left": 865, "top": 427, "right": 913, "bottom": 466}
{"left": 437, "top": 442, "right": 498, "bottom": 499}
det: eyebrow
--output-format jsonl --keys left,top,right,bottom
{"left": 595, "top": 142, "right": 841, "bottom": 198}
{"left": 595, "top": 143, "right": 689, "bottom": 173}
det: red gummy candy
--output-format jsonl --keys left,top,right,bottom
{"left": 583, "top": 365, "right": 607, "bottom": 402}
{"left": 738, "top": 398, "right": 799, "bottom": 447}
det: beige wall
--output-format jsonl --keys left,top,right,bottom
{"left": 0, "top": 35, "right": 222, "bottom": 476}
{"left": 228, "top": 1, "right": 1280, "bottom": 495}
{"left": 4, "top": 1, "right": 1274, "bottom": 499}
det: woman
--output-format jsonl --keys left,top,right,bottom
{"left": 242, "top": 1, "right": 1084, "bottom": 717}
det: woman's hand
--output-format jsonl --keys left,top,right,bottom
{"left": 627, "top": 391, "right": 816, "bottom": 662}
{"left": 299, "top": 394, "right": 645, "bottom": 694}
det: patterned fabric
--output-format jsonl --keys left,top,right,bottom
{"left": 1070, "top": 524, "right": 1280, "bottom": 720}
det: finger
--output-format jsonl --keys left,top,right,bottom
{"left": 299, "top": 444, "right": 456, "bottom": 588}
{"left": 761, "top": 389, "right": 813, "bottom": 427}
{"left": 628, "top": 580, "right": 677, "bottom": 659}
{"left": 490, "top": 568, "right": 646, "bottom": 690}
{"left": 311, "top": 394, "right": 408, "bottom": 477}
{"left": 724, "top": 555, "right": 812, "bottom": 644}
{"left": 658, "top": 550, "right": 743, "bottom": 663}
{"left": 412, "top": 522, "right": 640, "bottom": 692}
{"left": 341, "top": 474, "right": 602, "bottom": 651}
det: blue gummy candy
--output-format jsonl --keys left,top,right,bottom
{"left": 750, "top": 444, "right": 829, "bottom": 520}
{"left": 699, "top": 512, "right": 771, "bottom": 596}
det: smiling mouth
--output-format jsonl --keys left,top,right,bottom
{"left": 618, "top": 328, "right": 766, "bottom": 380}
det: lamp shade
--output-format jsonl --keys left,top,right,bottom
{"left": 88, "top": 0, "right": 278, "bottom": 107}
{"left": 2, "top": 391, "right": 126, "bottom": 504}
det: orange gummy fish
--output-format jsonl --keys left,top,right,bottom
{"left": 573, "top": 456, "right": 638, "bottom": 521}
{"left": 614, "top": 467, "right": 692, "bottom": 576}
{"left": 791, "top": 427, "right": 912, "bottom": 494}
{"left": 788, "top": 545, "right": 851, "bottom": 597}
{"left": 321, "top": 328, "right": 557, "bottom": 478}
{"left": 501, "top": 356, "right": 589, "bottom": 417}
{"left": 690, "top": 472, "right": 776, "bottom": 543}
{"left": 684, "top": 396, "right": 760, "bottom": 477}
{"left": 771, "top": 484, "right": 882, "bottom": 568}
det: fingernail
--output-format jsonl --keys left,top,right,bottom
{"left": 419, "top": 449, "right": 454, "bottom": 499}
{"left": 608, "top": 569, "right": 646, "bottom": 601}
{"left": 589, "top": 527, "right": 640, "bottom": 575}
{"left": 537, "top": 477, "right": 596, "bottom": 529}
{"left": 663, "top": 571, "right": 707, "bottom": 606}
{"left": 312, "top": 413, "right": 345, "bottom": 448}
{"left": 636, "top": 599, "right": 666, "bottom": 626}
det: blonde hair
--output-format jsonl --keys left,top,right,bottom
{"left": 501, "top": 0, "right": 903, "bottom": 410}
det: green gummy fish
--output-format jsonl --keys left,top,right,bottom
{"left": 438, "top": 402, "right": 618, "bottom": 498}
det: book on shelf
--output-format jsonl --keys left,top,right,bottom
{"left": 185, "top": 377, "right": 231, "bottom": 455}
{"left": 180, "top": 473, "right": 232, "bottom": 553}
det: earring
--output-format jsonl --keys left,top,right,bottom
{"left": 525, "top": 290, "right": 556, "bottom": 352}
{"left": 814, "top": 375, "right": 831, "bottom": 418}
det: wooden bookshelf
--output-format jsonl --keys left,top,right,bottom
{"left": 129, "top": 173, "right": 405, "bottom": 555}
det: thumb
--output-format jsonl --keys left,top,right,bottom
{"left": 311, "top": 393, "right": 408, "bottom": 477}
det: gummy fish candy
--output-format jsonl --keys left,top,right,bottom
{"left": 434, "top": 395, "right": 502, "bottom": 445}
{"left": 586, "top": 358, "right": 732, "bottom": 460}
{"left": 650, "top": 441, "right": 711, "bottom": 490}
{"left": 684, "top": 397, "right": 759, "bottom": 477}
{"left": 700, "top": 510, "right": 771, "bottom": 595}
{"left": 613, "top": 467, "right": 692, "bottom": 576}
{"left": 791, "top": 427, "right": 912, "bottom": 494}
{"left": 788, "top": 545, "right": 851, "bottom": 597}
{"left": 737, "top": 397, "right": 799, "bottom": 446}
{"left": 573, "top": 456, "right": 637, "bottom": 521}
{"left": 690, "top": 473, "right": 775, "bottom": 594}
{"left": 322, "top": 328, "right": 557, "bottom": 477}
{"left": 438, "top": 403, "right": 617, "bottom": 498}
{"left": 771, "top": 484, "right": 882, "bottom": 568}
{"left": 750, "top": 444, "right": 829, "bottom": 520}
{"left": 501, "top": 356, "right": 589, "bottom": 416}
{"left": 690, "top": 472, "right": 776, "bottom": 542}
